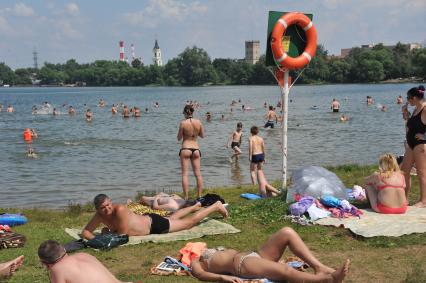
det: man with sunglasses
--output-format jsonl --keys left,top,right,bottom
{"left": 38, "top": 240, "right": 130, "bottom": 283}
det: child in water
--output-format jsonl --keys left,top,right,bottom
{"left": 227, "top": 122, "right": 243, "bottom": 162}
{"left": 249, "top": 126, "right": 281, "bottom": 197}
{"left": 23, "top": 128, "right": 38, "bottom": 157}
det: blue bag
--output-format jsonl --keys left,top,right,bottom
{"left": 320, "top": 195, "right": 341, "bottom": 208}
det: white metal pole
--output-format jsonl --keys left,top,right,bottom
{"left": 281, "top": 70, "right": 289, "bottom": 191}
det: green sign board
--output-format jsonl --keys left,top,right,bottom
{"left": 265, "top": 11, "right": 313, "bottom": 67}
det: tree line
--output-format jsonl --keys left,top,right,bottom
{"left": 0, "top": 42, "right": 425, "bottom": 87}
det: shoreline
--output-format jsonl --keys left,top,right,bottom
{"left": 4, "top": 79, "right": 424, "bottom": 88}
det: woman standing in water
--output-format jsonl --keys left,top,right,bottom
{"left": 401, "top": 85, "right": 426, "bottom": 207}
{"left": 177, "top": 105, "right": 205, "bottom": 200}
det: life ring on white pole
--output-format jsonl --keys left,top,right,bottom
{"left": 271, "top": 12, "right": 317, "bottom": 70}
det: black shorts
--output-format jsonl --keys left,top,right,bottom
{"left": 147, "top": 213, "right": 170, "bottom": 234}
{"left": 333, "top": 109, "right": 339, "bottom": 113}
{"left": 231, "top": 142, "right": 240, "bottom": 149}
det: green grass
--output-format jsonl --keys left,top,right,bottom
{"left": 0, "top": 164, "right": 424, "bottom": 282}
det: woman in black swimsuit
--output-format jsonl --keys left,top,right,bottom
{"left": 401, "top": 85, "right": 426, "bottom": 207}
{"left": 177, "top": 105, "right": 205, "bottom": 200}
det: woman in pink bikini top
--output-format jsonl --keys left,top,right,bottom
{"left": 365, "top": 153, "right": 408, "bottom": 214}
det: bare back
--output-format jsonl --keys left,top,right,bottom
{"left": 249, "top": 135, "right": 264, "bottom": 155}
{"left": 178, "top": 118, "right": 204, "bottom": 148}
{"left": 376, "top": 173, "right": 407, "bottom": 207}
{"left": 50, "top": 253, "right": 124, "bottom": 283}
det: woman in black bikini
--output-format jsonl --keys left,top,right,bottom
{"left": 401, "top": 85, "right": 426, "bottom": 207}
{"left": 177, "top": 105, "right": 205, "bottom": 200}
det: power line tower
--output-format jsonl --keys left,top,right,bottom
{"left": 33, "top": 48, "right": 38, "bottom": 70}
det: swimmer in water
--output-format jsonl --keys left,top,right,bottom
{"left": 99, "top": 99, "right": 106, "bottom": 107}
{"left": 206, "top": 112, "right": 212, "bottom": 122}
{"left": 227, "top": 122, "right": 243, "bottom": 162}
{"left": 381, "top": 105, "right": 387, "bottom": 112}
{"left": 53, "top": 108, "right": 59, "bottom": 116}
{"left": 264, "top": 106, "right": 278, "bottom": 128}
{"left": 331, "top": 98, "right": 340, "bottom": 113}
{"left": 68, "top": 106, "right": 76, "bottom": 115}
{"left": 32, "top": 105, "right": 38, "bottom": 114}
{"left": 122, "top": 105, "right": 130, "bottom": 118}
{"left": 396, "top": 95, "right": 404, "bottom": 104}
{"left": 340, "top": 114, "right": 349, "bottom": 122}
{"left": 220, "top": 114, "right": 225, "bottom": 121}
{"left": 23, "top": 128, "right": 38, "bottom": 156}
{"left": 7, "top": 105, "right": 13, "bottom": 113}
{"left": 111, "top": 104, "right": 118, "bottom": 115}
{"left": 145, "top": 108, "right": 149, "bottom": 113}
{"left": 134, "top": 107, "right": 141, "bottom": 118}
{"left": 85, "top": 109, "right": 93, "bottom": 122}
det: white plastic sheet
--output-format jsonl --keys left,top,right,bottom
{"left": 286, "top": 166, "right": 347, "bottom": 202}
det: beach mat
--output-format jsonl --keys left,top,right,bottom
{"left": 65, "top": 218, "right": 240, "bottom": 245}
{"left": 315, "top": 206, "right": 426, "bottom": 237}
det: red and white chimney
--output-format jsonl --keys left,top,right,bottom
{"left": 119, "top": 41, "right": 125, "bottom": 61}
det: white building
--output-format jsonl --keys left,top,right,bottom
{"left": 153, "top": 40, "right": 162, "bottom": 66}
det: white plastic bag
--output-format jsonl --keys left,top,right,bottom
{"left": 286, "top": 166, "right": 347, "bottom": 202}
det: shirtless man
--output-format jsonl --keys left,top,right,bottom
{"left": 264, "top": 106, "right": 277, "bottom": 128}
{"left": 6, "top": 105, "right": 13, "bottom": 113}
{"left": 122, "top": 105, "right": 130, "bottom": 118}
{"left": 249, "top": 126, "right": 280, "bottom": 197}
{"left": 227, "top": 122, "right": 243, "bottom": 161}
{"left": 38, "top": 240, "right": 128, "bottom": 283}
{"left": 331, "top": 98, "right": 340, "bottom": 113}
{"left": 82, "top": 194, "right": 227, "bottom": 239}
{"left": 137, "top": 192, "right": 189, "bottom": 212}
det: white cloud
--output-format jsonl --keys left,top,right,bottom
{"left": 123, "top": 0, "right": 208, "bottom": 27}
{"left": 0, "top": 16, "right": 13, "bottom": 34}
{"left": 65, "top": 3, "right": 79, "bottom": 16}
{"left": 55, "top": 20, "right": 82, "bottom": 39}
{"left": 12, "top": 3, "right": 34, "bottom": 17}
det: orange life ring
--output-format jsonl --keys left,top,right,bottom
{"left": 270, "top": 12, "right": 317, "bottom": 70}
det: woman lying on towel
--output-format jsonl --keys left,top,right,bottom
{"left": 365, "top": 153, "right": 408, "bottom": 214}
{"left": 139, "top": 192, "right": 192, "bottom": 212}
{"left": 191, "top": 227, "right": 350, "bottom": 283}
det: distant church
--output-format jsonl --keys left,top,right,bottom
{"left": 153, "top": 40, "right": 162, "bottom": 66}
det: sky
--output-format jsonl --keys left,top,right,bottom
{"left": 0, "top": 0, "right": 425, "bottom": 69}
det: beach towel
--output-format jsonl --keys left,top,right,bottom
{"left": 65, "top": 218, "right": 240, "bottom": 245}
{"left": 127, "top": 202, "right": 170, "bottom": 217}
{"left": 240, "top": 193, "right": 263, "bottom": 200}
{"left": 315, "top": 206, "right": 426, "bottom": 237}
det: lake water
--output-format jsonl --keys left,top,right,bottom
{"left": 0, "top": 84, "right": 413, "bottom": 208}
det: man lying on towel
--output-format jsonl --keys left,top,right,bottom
{"left": 82, "top": 194, "right": 228, "bottom": 239}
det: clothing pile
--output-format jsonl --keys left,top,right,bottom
{"left": 0, "top": 225, "right": 26, "bottom": 249}
{"left": 288, "top": 195, "right": 363, "bottom": 225}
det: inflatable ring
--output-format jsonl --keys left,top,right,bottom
{"left": 271, "top": 13, "right": 317, "bottom": 70}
